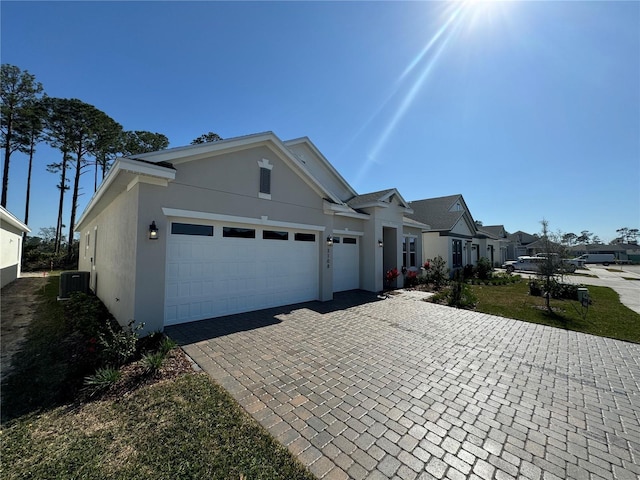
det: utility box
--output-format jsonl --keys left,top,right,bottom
{"left": 59, "top": 271, "right": 91, "bottom": 299}
{"left": 577, "top": 287, "right": 589, "bottom": 307}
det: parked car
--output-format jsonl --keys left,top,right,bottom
{"left": 502, "top": 256, "right": 546, "bottom": 274}
{"left": 534, "top": 253, "right": 585, "bottom": 272}
{"left": 503, "top": 256, "right": 582, "bottom": 274}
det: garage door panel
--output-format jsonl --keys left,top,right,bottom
{"left": 165, "top": 223, "right": 320, "bottom": 325}
{"left": 333, "top": 238, "right": 359, "bottom": 292}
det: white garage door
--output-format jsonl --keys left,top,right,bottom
{"left": 332, "top": 236, "right": 360, "bottom": 292}
{"left": 165, "top": 221, "right": 319, "bottom": 325}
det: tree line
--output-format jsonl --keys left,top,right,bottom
{"left": 1, "top": 64, "right": 222, "bottom": 267}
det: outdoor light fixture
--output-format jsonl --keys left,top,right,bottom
{"left": 149, "top": 221, "right": 159, "bottom": 240}
{"left": 326, "top": 235, "right": 333, "bottom": 246}
{"left": 378, "top": 239, "right": 384, "bottom": 247}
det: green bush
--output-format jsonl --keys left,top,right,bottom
{"left": 83, "top": 366, "right": 121, "bottom": 397}
{"left": 99, "top": 320, "right": 144, "bottom": 367}
{"left": 141, "top": 351, "right": 166, "bottom": 375}
{"left": 159, "top": 336, "right": 177, "bottom": 355}
{"left": 475, "top": 257, "right": 492, "bottom": 280}
{"left": 424, "top": 255, "right": 449, "bottom": 290}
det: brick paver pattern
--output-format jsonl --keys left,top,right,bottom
{"left": 167, "top": 291, "right": 640, "bottom": 480}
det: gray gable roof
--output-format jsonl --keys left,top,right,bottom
{"left": 407, "top": 194, "right": 468, "bottom": 231}
{"left": 347, "top": 188, "right": 410, "bottom": 210}
{"left": 478, "top": 225, "right": 506, "bottom": 239}
{"left": 347, "top": 189, "right": 396, "bottom": 207}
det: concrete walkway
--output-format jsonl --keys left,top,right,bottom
{"left": 167, "top": 291, "right": 640, "bottom": 480}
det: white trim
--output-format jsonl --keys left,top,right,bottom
{"left": 0, "top": 206, "right": 30, "bottom": 233}
{"left": 162, "top": 208, "right": 326, "bottom": 232}
{"left": 75, "top": 157, "right": 175, "bottom": 231}
{"left": 257, "top": 158, "right": 273, "bottom": 170}
{"left": 284, "top": 137, "right": 358, "bottom": 198}
{"left": 127, "top": 175, "right": 170, "bottom": 191}
{"left": 258, "top": 192, "right": 272, "bottom": 200}
{"left": 332, "top": 229, "right": 364, "bottom": 236}
{"left": 323, "top": 201, "right": 371, "bottom": 220}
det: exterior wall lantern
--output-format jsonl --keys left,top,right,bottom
{"left": 326, "top": 235, "right": 333, "bottom": 246}
{"left": 378, "top": 239, "right": 384, "bottom": 247}
{"left": 149, "top": 221, "right": 159, "bottom": 240}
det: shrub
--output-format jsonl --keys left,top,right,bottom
{"left": 99, "top": 320, "right": 144, "bottom": 367}
{"left": 159, "top": 336, "right": 177, "bottom": 355}
{"left": 462, "top": 264, "right": 474, "bottom": 280}
{"left": 83, "top": 367, "right": 121, "bottom": 397}
{"left": 475, "top": 257, "right": 492, "bottom": 280}
{"left": 425, "top": 255, "right": 449, "bottom": 290}
{"left": 404, "top": 270, "right": 419, "bottom": 288}
{"left": 529, "top": 280, "right": 543, "bottom": 297}
{"left": 142, "top": 351, "right": 165, "bottom": 375}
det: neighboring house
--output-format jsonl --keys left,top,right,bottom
{"left": 407, "top": 194, "right": 481, "bottom": 272}
{"left": 75, "top": 132, "right": 423, "bottom": 332}
{"left": 505, "top": 230, "right": 539, "bottom": 260}
{"left": 475, "top": 225, "right": 509, "bottom": 267}
{"left": 1, "top": 206, "right": 30, "bottom": 288}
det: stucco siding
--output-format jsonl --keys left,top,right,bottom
{"left": 168, "top": 146, "right": 326, "bottom": 226}
{"left": 1, "top": 222, "right": 23, "bottom": 288}
{"left": 450, "top": 218, "right": 474, "bottom": 237}
{"left": 78, "top": 186, "right": 139, "bottom": 328}
{"left": 284, "top": 142, "right": 354, "bottom": 201}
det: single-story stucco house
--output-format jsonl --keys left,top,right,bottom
{"left": 75, "top": 132, "right": 426, "bottom": 332}
{"left": 0, "top": 206, "right": 30, "bottom": 289}
{"left": 406, "top": 194, "right": 483, "bottom": 272}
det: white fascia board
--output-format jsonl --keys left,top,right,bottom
{"left": 323, "top": 201, "right": 370, "bottom": 220}
{"left": 139, "top": 132, "right": 343, "bottom": 204}
{"left": 349, "top": 201, "right": 390, "bottom": 209}
{"left": 332, "top": 229, "right": 364, "bottom": 236}
{"left": 284, "top": 137, "right": 358, "bottom": 197}
{"left": 379, "top": 188, "right": 411, "bottom": 209}
{"left": 265, "top": 137, "right": 342, "bottom": 204}
{"left": 131, "top": 131, "right": 276, "bottom": 164}
{"left": 0, "top": 206, "right": 30, "bottom": 233}
{"left": 75, "top": 158, "right": 175, "bottom": 232}
{"left": 162, "top": 208, "right": 326, "bottom": 232}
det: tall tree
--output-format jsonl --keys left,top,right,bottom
{"left": 0, "top": 64, "right": 44, "bottom": 207}
{"left": 92, "top": 116, "right": 123, "bottom": 191}
{"left": 576, "top": 230, "right": 592, "bottom": 244}
{"left": 561, "top": 232, "right": 577, "bottom": 246}
{"left": 122, "top": 130, "right": 169, "bottom": 156}
{"left": 191, "top": 131, "right": 223, "bottom": 144}
{"left": 43, "top": 97, "right": 74, "bottom": 253}
{"left": 15, "top": 98, "right": 47, "bottom": 228}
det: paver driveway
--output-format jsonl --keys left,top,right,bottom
{"left": 167, "top": 291, "right": 640, "bottom": 480}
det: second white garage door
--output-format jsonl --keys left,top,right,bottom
{"left": 165, "top": 221, "right": 320, "bottom": 326}
{"left": 332, "top": 235, "right": 360, "bottom": 292}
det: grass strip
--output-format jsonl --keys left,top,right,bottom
{"left": 471, "top": 281, "right": 640, "bottom": 343}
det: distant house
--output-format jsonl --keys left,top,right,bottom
{"left": 475, "top": 225, "right": 509, "bottom": 267}
{"left": 407, "top": 194, "right": 482, "bottom": 272}
{"left": 75, "top": 132, "right": 424, "bottom": 332}
{"left": 506, "top": 230, "right": 539, "bottom": 260}
{"left": 0, "top": 206, "right": 30, "bottom": 288}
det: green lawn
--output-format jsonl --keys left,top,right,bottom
{"left": 1, "top": 276, "right": 314, "bottom": 480}
{"left": 471, "top": 281, "right": 640, "bottom": 343}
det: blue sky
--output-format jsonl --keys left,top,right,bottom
{"left": 2, "top": 1, "right": 639, "bottom": 243}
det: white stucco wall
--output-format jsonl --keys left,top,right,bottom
{"left": 77, "top": 185, "right": 139, "bottom": 328}
{"left": 1, "top": 208, "right": 29, "bottom": 289}
{"left": 1, "top": 222, "right": 23, "bottom": 288}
